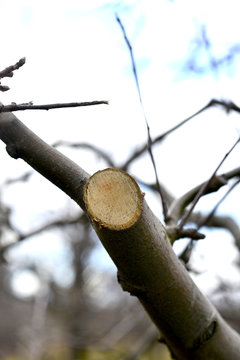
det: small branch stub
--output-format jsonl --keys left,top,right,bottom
{"left": 83, "top": 168, "right": 142, "bottom": 230}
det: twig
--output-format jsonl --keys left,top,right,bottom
{"left": 0, "top": 57, "right": 26, "bottom": 79}
{"left": 168, "top": 166, "right": 240, "bottom": 227}
{"left": 122, "top": 98, "right": 240, "bottom": 170}
{"left": 0, "top": 213, "right": 87, "bottom": 260}
{"left": 18, "top": 213, "right": 85, "bottom": 241}
{"left": 168, "top": 179, "right": 240, "bottom": 244}
{"left": 178, "top": 136, "right": 240, "bottom": 230}
{"left": 167, "top": 227, "right": 205, "bottom": 243}
{"left": 0, "top": 57, "right": 26, "bottom": 92}
{"left": 190, "top": 210, "right": 240, "bottom": 253}
{"left": 167, "top": 165, "right": 240, "bottom": 242}
{"left": 4, "top": 171, "right": 33, "bottom": 185}
{"left": 178, "top": 239, "right": 195, "bottom": 265}
{"left": 0, "top": 100, "right": 108, "bottom": 112}
{"left": 204, "top": 215, "right": 240, "bottom": 252}
{"left": 197, "top": 179, "right": 240, "bottom": 232}
{"left": 167, "top": 175, "right": 228, "bottom": 227}
{"left": 53, "top": 140, "right": 115, "bottom": 167}
{"left": 116, "top": 14, "right": 168, "bottom": 222}
{"left": 136, "top": 178, "right": 175, "bottom": 208}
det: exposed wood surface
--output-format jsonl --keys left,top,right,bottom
{"left": 84, "top": 168, "right": 142, "bottom": 230}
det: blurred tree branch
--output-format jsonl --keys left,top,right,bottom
{"left": 0, "top": 100, "right": 108, "bottom": 112}
{"left": 122, "top": 99, "right": 240, "bottom": 171}
{"left": 0, "top": 57, "right": 25, "bottom": 92}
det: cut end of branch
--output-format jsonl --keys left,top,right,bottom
{"left": 83, "top": 168, "right": 143, "bottom": 230}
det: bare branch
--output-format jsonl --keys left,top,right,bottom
{"left": 0, "top": 58, "right": 26, "bottom": 92}
{"left": 167, "top": 227, "right": 205, "bottom": 243}
{"left": 0, "top": 100, "right": 108, "bottom": 112}
{"left": 3, "top": 171, "right": 33, "bottom": 186}
{"left": 0, "top": 110, "right": 90, "bottom": 210}
{"left": 122, "top": 98, "right": 240, "bottom": 170}
{"left": 122, "top": 101, "right": 212, "bottom": 170}
{"left": 178, "top": 239, "right": 195, "bottom": 266}
{"left": 167, "top": 168, "right": 240, "bottom": 243}
{"left": 167, "top": 176, "right": 228, "bottom": 226}
{"left": 116, "top": 14, "right": 168, "bottom": 222}
{"left": 178, "top": 136, "right": 240, "bottom": 230}
{"left": 18, "top": 213, "right": 85, "bottom": 242}
{"left": 53, "top": 140, "right": 115, "bottom": 167}
{"left": 136, "top": 178, "right": 175, "bottom": 209}
{"left": 205, "top": 215, "right": 240, "bottom": 252}
{"left": 0, "top": 213, "right": 87, "bottom": 262}
{"left": 0, "top": 85, "right": 10, "bottom": 92}
{"left": 0, "top": 57, "right": 26, "bottom": 79}
{"left": 190, "top": 211, "right": 240, "bottom": 253}
{"left": 197, "top": 179, "right": 240, "bottom": 231}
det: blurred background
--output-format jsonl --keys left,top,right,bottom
{"left": 1, "top": 0, "right": 240, "bottom": 359}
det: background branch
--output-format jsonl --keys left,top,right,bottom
{"left": 0, "top": 110, "right": 90, "bottom": 210}
{"left": 0, "top": 57, "right": 25, "bottom": 79}
{"left": 0, "top": 100, "right": 108, "bottom": 112}
{"left": 53, "top": 140, "right": 115, "bottom": 167}
{"left": 0, "top": 57, "right": 26, "bottom": 92}
{"left": 122, "top": 98, "right": 240, "bottom": 171}
{"left": 116, "top": 14, "right": 168, "bottom": 222}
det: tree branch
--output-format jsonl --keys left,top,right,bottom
{"left": 53, "top": 140, "right": 115, "bottom": 167}
{"left": 122, "top": 98, "right": 240, "bottom": 171}
{"left": 178, "top": 136, "right": 240, "bottom": 229}
{"left": 0, "top": 57, "right": 26, "bottom": 79}
{"left": 191, "top": 212, "right": 240, "bottom": 253}
{"left": 167, "top": 175, "right": 228, "bottom": 227}
{"left": 116, "top": 14, "right": 168, "bottom": 222}
{"left": 0, "top": 100, "right": 108, "bottom": 112}
{"left": 0, "top": 110, "right": 90, "bottom": 210}
{"left": 167, "top": 169, "right": 240, "bottom": 244}
{"left": 0, "top": 57, "right": 26, "bottom": 92}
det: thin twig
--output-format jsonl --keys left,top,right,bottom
{"left": 178, "top": 136, "right": 240, "bottom": 230}
{"left": 167, "top": 175, "right": 228, "bottom": 227}
{"left": 18, "top": 213, "right": 85, "bottom": 241}
{"left": 168, "top": 166, "right": 240, "bottom": 227}
{"left": 0, "top": 100, "right": 108, "bottom": 112}
{"left": 0, "top": 57, "right": 26, "bottom": 79}
{"left": 3, "top": 171, "right": 33, "bottom": 185}
{"left": 53, "top": 140, "right": 115, "bottom": 167}
{"left": 0, "top": 213, "right": 87, "bottom": 261}
{"left": 116, "top": 14, "right": 168, "bottom": 222}
{"left": 197, "top": 179, "right": 240, "bottom": 232}
{"left": 168, "top": 179, "right": 240, "bottom": 244}
{"left": 122, "top": 98, "right": 240, "bottom": 170}
{"left": 0, "top": 58, "right": 26, "bottom": 92}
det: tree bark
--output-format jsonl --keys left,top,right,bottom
{"left": 83, "top": 168, "right": 240, "bottom": 359}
